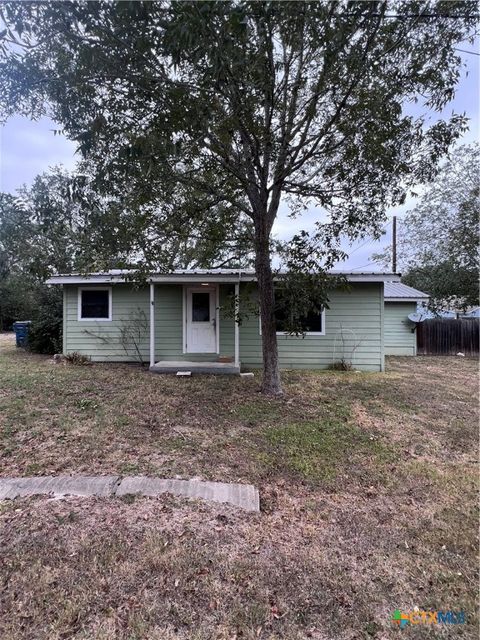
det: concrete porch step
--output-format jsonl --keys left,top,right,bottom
{"left": 150, "top": 360, "right": 240, "bottom": 375}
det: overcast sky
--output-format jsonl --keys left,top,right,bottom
{"left": 0, "top": 45, "right": 478, "bottom": 271}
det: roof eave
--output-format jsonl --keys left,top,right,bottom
{"left": 46, "top": 273, "right": 401, "bottom": 286}
{"left": 385, "top": 296, "right": 429, "bottom": 302}
{"left": 45, "top": 273, "right": 257, "bottom": 285}
{"left": 46, "top": 267, "right": 402, "bottom": 286}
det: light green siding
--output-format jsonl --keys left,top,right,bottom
{"left": 238, "top": 283, "right": 384, "bottom": 371}
{"left": 64, "top": 284, "right": 150, "bottom": 362}
{"left": 63, "top": 281, "right": 385, "bottom": 370}
{"left": 384, "top": 302, "right": 417, "bottom": 356}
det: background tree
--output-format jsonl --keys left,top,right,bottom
{"left": 1, "top": 168, "right": 85, "bottom": 280}
{"left": 0, "top": 173, "right": 77, "bottom": 338}
{"left": 374, "top": 143, "right": 480, "bottom": 311}
{"left": 1, "top": 1, "right": 477, "bottom": 392}
{"left": 0, "top": 169, "right": 94, "bottom": 339}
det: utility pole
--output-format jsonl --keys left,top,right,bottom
{"left": 392, "top": 215, "right": 397, "bottom": 274}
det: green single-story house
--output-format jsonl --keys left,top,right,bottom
{"left": 46, "top": 269, "right": 405, "bottom": 373}
{"left": 384, "top": 282, "right": 429, "bottom": 356}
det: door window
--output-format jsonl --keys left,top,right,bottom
{"left": 191, "top": 292, "right": 210, "bottom": 322}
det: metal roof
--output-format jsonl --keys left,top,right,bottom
{"left": 46, "top": 269, "right": 401, "bottom": 285}
{"left": 384, "top": 281, "right": 429, "bottom": 301}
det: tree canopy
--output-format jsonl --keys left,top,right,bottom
{"left": 374, "top": 143, "right": 480, "bottom": 311}
{"left": 1, "top": 0, "right": 477, "bottom": 392}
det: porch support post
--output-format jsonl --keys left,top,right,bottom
{"left": 149, "top": 283, "right": 155, "bottom": 368}
{"left": 234, "top": 281, "right": 240, "bottom": 369}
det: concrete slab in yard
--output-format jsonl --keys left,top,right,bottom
{"left": 0, "top": 475, "right": 260, "bottom": 512}
{"left": 117, "top": 476, "right": 260, "bottom": 512}
{"left": 0, "top": 476, "right": 120, "bottom": 500}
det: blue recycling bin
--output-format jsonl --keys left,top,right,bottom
{"left": 13, "top": 321, "right": 31, "bottom": 348}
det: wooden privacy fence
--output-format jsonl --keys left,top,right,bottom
{"left": 416, "top": 318, "right": 479, "bottom": 356}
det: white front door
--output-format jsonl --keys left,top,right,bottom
{"left": 185, "top": 287, "right": 217, "bottom": 353}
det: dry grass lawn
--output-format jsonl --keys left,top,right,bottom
{"left": 0, "top": 332, "right": 478, "bottom": 639}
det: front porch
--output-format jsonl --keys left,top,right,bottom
{"left": 150, "top": 360, "right": 240, "bottom": 375}
{"left": 149, "top": 279, "right": 241, "bottom": 373}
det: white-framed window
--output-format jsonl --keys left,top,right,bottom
{"left": 275, "top": 306, "right": 325, "bottom": 336}
{"left": 78, "top": 287, "right": 112, "bottom": 321}
{"left": 259, "top": 292, "right": 326, "bottom": 336}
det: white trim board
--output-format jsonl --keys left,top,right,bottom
{"left": 149, "top": 283, "right": 155, "bottom": 368}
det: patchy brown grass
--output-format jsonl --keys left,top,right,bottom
{"left": 0, "top": 332, "right": 478, "bottom": 639}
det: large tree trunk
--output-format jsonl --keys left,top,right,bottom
{"left": 255, "top": 228, "right": 282, "bottom": 396}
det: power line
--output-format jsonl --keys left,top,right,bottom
{"left": 348, "top": 237, "right": 376, "bottom": 257}
{"left": 454, "top": 47, "right": 480, "bottom": 56}
{"left": 348, "top": 220, "right": 390, "bottom": 257}
{"left": 349, "top": 261, "right": 378, "bottom": 271}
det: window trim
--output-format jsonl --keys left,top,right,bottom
{"left": 78, "top": 287, "right": 112, "bottom": 322}
{"left": 258, "top": 306, "right": 326, "bottom": 336}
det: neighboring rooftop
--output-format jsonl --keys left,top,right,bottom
{"left": 464, "top": 307, "right": 480, "bottom": 318}
{"left": 46, "top": 269, "right": 401, "bottom": 285}
{"left": 384, "top": 281, "right": 429, "bottom": 301}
